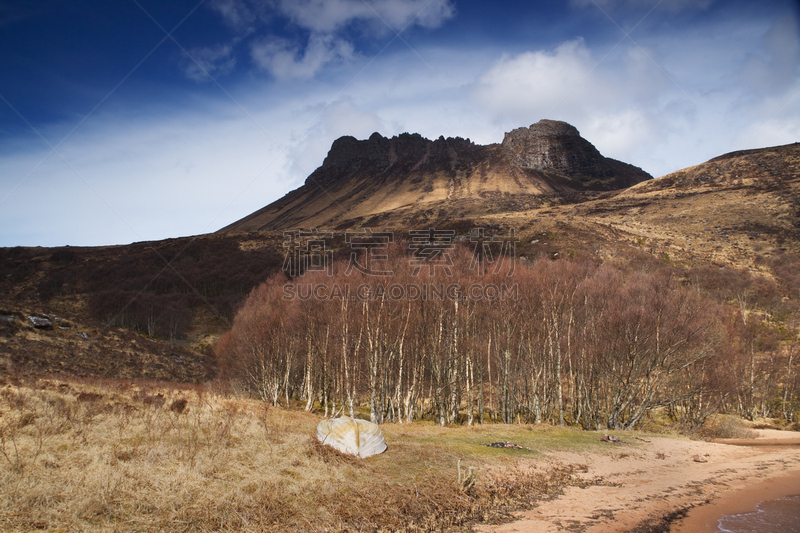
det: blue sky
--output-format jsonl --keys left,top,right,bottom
{"left": 1, "top": 0, "right": 798, "bottom": 247}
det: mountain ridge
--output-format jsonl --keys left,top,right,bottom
{"left": 219, "top": 119, "right": 653, "bottom": 233}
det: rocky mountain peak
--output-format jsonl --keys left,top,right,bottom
{"left": 528, "top": 119, "right": 581, "bottom": 137}
{"left": 305, "top": 132, "right": 477, "bottom": 186}
{"left": 221, "top": 120, "right": 656, "bottom": 232}
{"left": 304, "top": 120, "right": 652, "bottom": 192}
{"left": 500, "top": 119, "right": 649, "bottom": 189}
{"left": 502, "top": 119, "right": 601, "bottom": 171}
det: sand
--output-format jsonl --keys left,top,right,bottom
{"left": 475, "top": 429, "right": 800, "bottom": 533}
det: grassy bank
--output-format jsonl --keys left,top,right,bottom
{"left": 1, "top": 376, "right": 637, "bottom": 532}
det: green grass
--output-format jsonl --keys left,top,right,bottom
{"left": 384, "top": 422, "right": 642, "bottom": 458}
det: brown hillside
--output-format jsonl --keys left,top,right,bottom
{"left": 557, "top": 142, "right": 800, "bottom": 267}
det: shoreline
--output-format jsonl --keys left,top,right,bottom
{"left": 475, "top": 429, "right": 800, "bottom": 533}
{"left": 670, "top": 470, "right": 800, "bottom": 533}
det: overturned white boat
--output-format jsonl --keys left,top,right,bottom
{"left": 316, "top": 416, "right": 387, "bottom": 459}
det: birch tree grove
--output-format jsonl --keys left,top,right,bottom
{"left": 217, "top": 246, "right": 800, "bottom": 428}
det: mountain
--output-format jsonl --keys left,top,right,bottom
{"left": 1, "top": 125, "right": 798, "bottom": 383}
{"left": 219, "top": 119, "right": 653, "bottom": 232}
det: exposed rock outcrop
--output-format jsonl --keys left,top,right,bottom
{"left": 28, "top": 315, "right": 53, "bottom": 330}
{"left": 305, "top": 132, "right": 480, "bottom": 186}
{"left": 502, "top": 120, "right": 651, "bottom": 189}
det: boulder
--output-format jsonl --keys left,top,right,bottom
{"left": 316, "top": 417, "right": 387, "bottom": 459}
{"left": 28, "top": 316, "right": 53, "bottom": 330}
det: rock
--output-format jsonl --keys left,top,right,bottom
{"left": 692, "top": 454, "right": 708, "bottom": 463}
{"left": 601, "top": 434, "right": 630, "bottom": 444}
{"left": 316, "top": 417, "right": 387, "bottom": 458}
{"left": 28, "top": 316, "right": 53, "bottom": 330}
{"left": 485, "top": 442, "right": 530, "bottom": 449}
{"left": 502, "top": 120, "right": 584, "bottom": 169}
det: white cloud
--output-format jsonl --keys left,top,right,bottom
{"left": 190, "top": 0, "right": 456, "bottom": 82}
{"left": 251, "top": 33, "right": 355, "bottom": 79}
{"left": 472, "top": 39, "right": 672, "bottom": 117}
{"left": 471, "top": 39, "right": 599, "bottom": 118}
{"left": 182, "top": 43, "right": 237, "bottom": 82}
{"left": 0, "top": 103, "right": 295, "bottom": 246}
{"left": 322, "top": 99, "right": 384, "bottom": 138}
{"left": 275, "top": 0, "right": 455, "bottom": 33}
{"left": 468, "top": 38, "right": 669, "bottom": 142}
{"left": 732, "top": 85, "right": 800, "bottom": 150}
{"left": 583, "top": 110, "right": 657, "bottom": 160}
{"left": 467, "top": 18, "right": 800, "bottom": 178}
{"left": 208, "top": 0, "right": 262, "bottom": 33}
{"left": 735, "top": 115, "right": 800, "bottom": 151}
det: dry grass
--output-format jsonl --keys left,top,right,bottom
{"left": 696, "top": 414, "right": 759, "bottom": 440}
{"left": 0, "top": 377, "right": 611, "bottom": 532}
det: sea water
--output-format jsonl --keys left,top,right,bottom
{"left": 716, "top": 494, "right": 800, "bottom": 533}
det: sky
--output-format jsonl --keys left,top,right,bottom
{"left": 1, "top": 0, "right": 799, "bottom": 247}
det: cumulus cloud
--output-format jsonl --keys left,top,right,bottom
{"left": 469, "top": 37, "right": 708, "bottom": 172}
{"left": 208, "top": 0, "right": 454, "bottom": 35}
{"left": 583, "top": 110, "right": 657, "bottom": 159}
{"left": 189, "top": 0, "right": 456, "bottom": 81}
{"left": 251, "top": 34, "right": 355, "bottom": 80}
{"left": 471, "top": 39, "right": 600, "bottom": 118}
{"left": 470, "top": 38, "right": 667, "bottom": 126}
{"left": 470, "top": 8, "right": 800, "bottom": 178}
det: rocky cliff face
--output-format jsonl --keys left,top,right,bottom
{"left": 501, "top": 120, "right": 650, "bottom": 189}
{"left": 503, "top": 120, "right": 594, "bottom": 170}
{"left": 305, "top": 132, "right": 481, "bottom": 185}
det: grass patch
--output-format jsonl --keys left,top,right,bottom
{"left": 696, "top": 414, "right": 759, "bottom": 440}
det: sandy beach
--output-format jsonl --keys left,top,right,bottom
{"left": 476, "top": 429, "right": 800, "bottom": 533}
